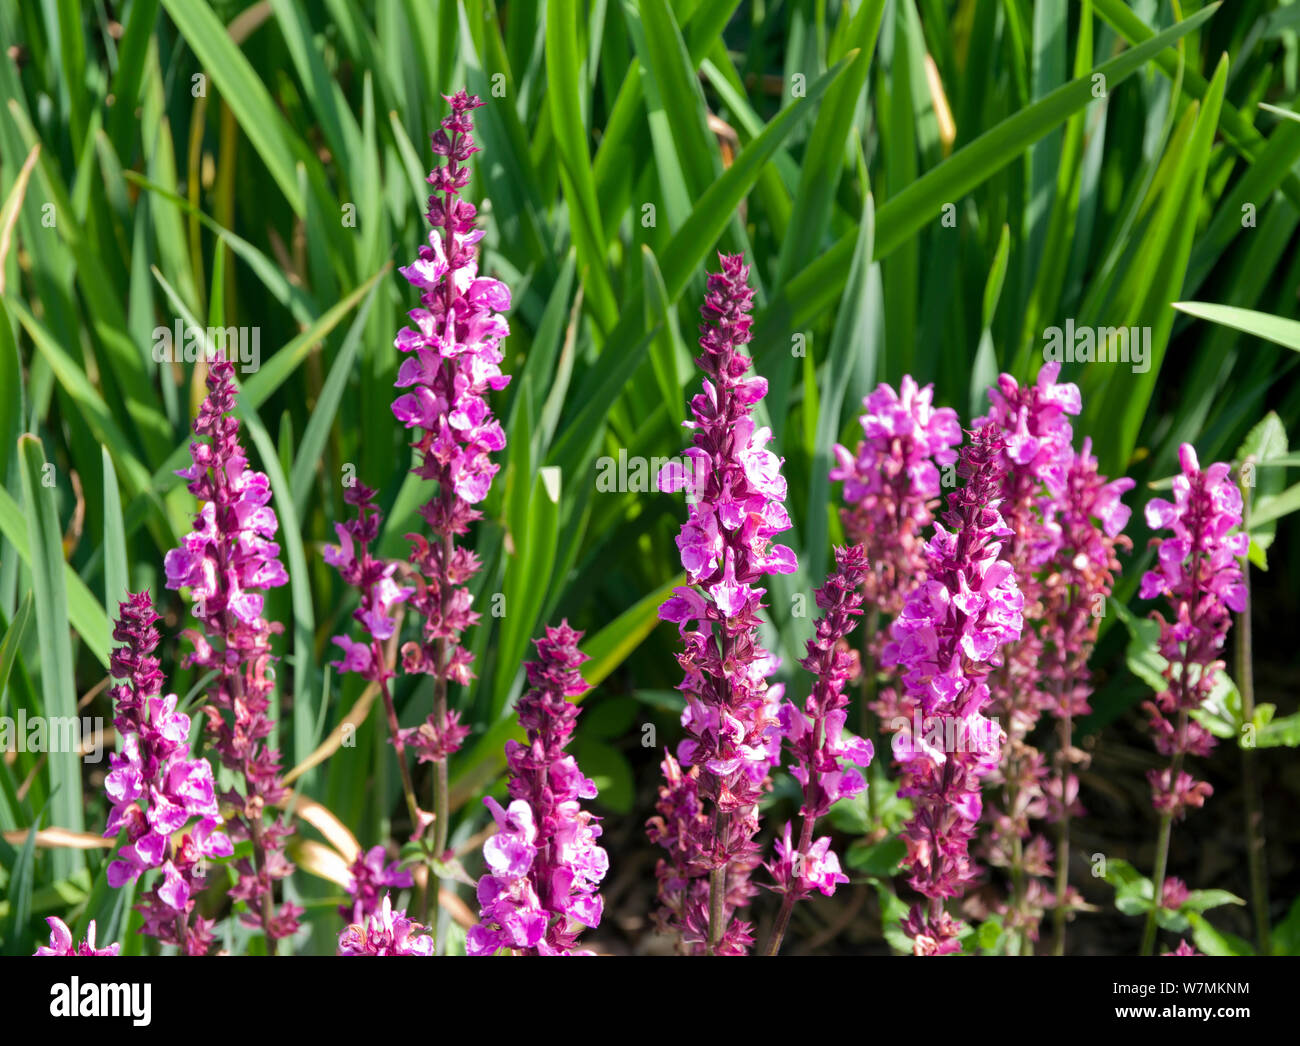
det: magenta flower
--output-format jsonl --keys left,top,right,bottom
{"left": 649, "top": 253, "right": 794, "bottom": 955}
{"left": 166, "top": 357, "right": 300, "bottom": 948}
{"left": 341, "top": 845, "right": 415, "bottom": 923}
{"left": 1138, "top": 444, "right": 1245, "bottom": 958}
{"left": 35, "top": 917, "right": 120, "bottom": 956}
{"left": 971, "top": 361, "right": 1083, "bottom": 944}
{"left": 1039, "top": 438, "right": 1133, "bottom": 939}
{"left": 102, "top": 592, "right": 231, "bottom": 955}
{"left": 338, "top": 895, "right": 434, "bottom": 956}
{"left": 764, "top": 544, "right": 874, "bottom": 953}
{"left": 830, "top": 376, "right": 961, "bottom": 620}
{"left": 881, "top": 425, "right": 1024, "bottom": 954}
{"left": 1139, "top": 442, "right": 1246, "bottom": 819}
{"left": 386, "top": 91, "right": 511, "bottom": 877}
{"left": 325, "top": 483, "right": 413, "bottom": 681}
{"left": 470, "top": 623, "right": 608, "bottom": 955}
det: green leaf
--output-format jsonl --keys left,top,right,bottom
{"left": 287, "top": 275, "right": 381, "bottom": 514}
{"left": 0, "top": 486, "right": 111, "bottom": 670}
{"left": 573, "top": 738, "right": 634, "bottom": 814}
{"left": 804, "top": 190, "right": 874, "bottom": 586}
{"left": 1172, "top": 302, "right": 1300, "bottom": 354}
{"left": 1187, "top": 912, "right": 1255, "bottom": 956}
{"left": 1254, "top": 709, "right": 1300, "bottom": 748}
{"left": 158, "top": 0, "right": 308, "bottom": 213}
{"left": 18, "top": 436, "right": 84, "bottom": 876}
{"left": 1270, "top": 895, "right": 1300, "bottom": 956}
{"left": 2, "top": 810, "right": 43, "bottom": 954}
{"left": 546, "top": 0, "right": 619, "bottom": 334}
{"left": 0, "top": 594, "right": 33, "bottom": 715}
{"left": 873, "top": 5, "right": 1220, "bottom": 261}
{"left": 1181, "top": 889, "right": 1246, "bottom": 914}
{"left": 845, "top": 835, "right": 906, "bottom": 877}
{"left": 101, "top": 446, "right": 128, "bottom": 619}
{"left": 581, "top": 696, "right": 640, "bottom": 740}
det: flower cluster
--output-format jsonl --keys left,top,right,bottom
{"left": 1140, "top": 443, "right": 1246, "bottom": 819}
{"left": 771, "top": 546, "right": 874, "bottom": 891}
{"left": 830, "top": 376, "right": 961, "bottom": 621}
{"left": 103, "top": 592, "right": 231, "bottom": 955}
{"left": 35, "top": 917, "right": 119, "bottom": 956}
{"left": 338, "top": 895, "right": 434, "bottom": 956}
{"left": 392, "top": 91, "right": 510, "bottom": 771}
{"left": 651, "top": 253, "right": 795, "bottom": 954}
{"left": 340, "top": 845, "right": 415, "bottom": 923}
{"left": 973, "top": 361, "right": 1081, "bottom": 942}
{"left": 882, "top": 425, "right": 1024, "bottom": 954}
{"left": 326, "top": 483, "right": 412, "bottom": 682}
{"left": 1038, "top": 439, "right": 1133, "bottom": 926}
{"left": 763, "top": 545, "right": 875, "bottom": 953}
{"left": 470, "top": 623, "right": 608, "bottom": 955}
{"left": 165, "top": 356, "right": 300, "bottom": 945}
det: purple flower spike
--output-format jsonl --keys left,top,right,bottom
{"left": 972, "top": 361, "right": 1083, "bottom": 943}
{"left": 882, "top": 425, "right": 1025, "bottom": 955}
{"left": 104, "top": 592, "right": 230, "bottom": 955}
{"left": 35, "top": 917, "right": 120, "bottom": 956}
{"left": 470, "top": 622, "right": 608, "bottom": 956}
{"left": 647, "top": 253, "right": 793, "bottom": 956}
{"left": 830, "top": 376, "right": 961, "bottom": 621}
{"left": 1140, "top": 443, "right": 1246, "bottom": 819}
{"left": 763, "top": 544, "right": 874, "bottom": 954}
{"left": 166, "top": 357, "right": 300, "bottom": 947}
{"left": 395, "top": 89, "right": 509, "bottom": 707}
{"left": 1037, "top": 438, "right": 1133, "bottom": 931}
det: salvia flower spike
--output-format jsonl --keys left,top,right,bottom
{"left": 390, "top": 89, "right": 511, "bottom": 884}
{"left": 469, "top": 622, "right": 608, "bottom": 955}
{"left": 104, "top": 591, "right": 232, "bottom": 955}
{"left": 763, "top": 543, "right": 875, "bottom": 955}
{"left": 650, "top": 252, "right": 796, "bottom": 955}
{"left": 1138, "top": 443, "right": 1246, "bottom": 955}
{"left": 973, "top": 360, "right": 1080, "bottom": 945}
{"left": 164, "top": 355, "right": 299, "bottom": 949}
{"left": 882, "top": 424, "right": 1024, "bottom": 954}
{"left": 1041, "top": 437, "right": 1133, "bottom": 950}
{"left": 830, "top": 376, "right": 961, "bottom": 623}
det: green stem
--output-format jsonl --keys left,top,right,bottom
{"left": 1052, "top": 709, "right": 1072, "bottom": 956}
{"left": 1143, "top": 717, "right": 1186, "bottom": 958}
{"left": 1236, "top": 471, "right": 1270, "bottom": 954}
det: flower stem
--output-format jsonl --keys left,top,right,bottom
{"left": 1142, "top": 717, "right": 1186, "bottom": 958}
{"left": 707, "top": 812, "right": 729, "bottom": 955}
{"left": 1052, "top": 709, "right": 1073, "bottom": 956}
{"left": 376, "top": 663, "right": 422, "bottom": 834}
{"left": 1236, "top": 476, "right": 1270, "bottom": 954}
